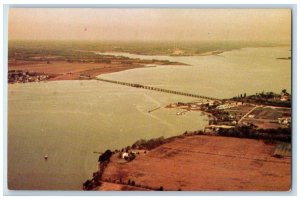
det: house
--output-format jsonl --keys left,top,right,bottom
{"left": 122, "top": 152, "right": 129, "bottom": 159}
{"left": 204, "top": 125, "right": 234, "bottom": 133}
{"left": 190, "top": 104, "right": 199, "bottom": 110}
{"left": 280, "top": 95, "right": 290, "bottom": 102}
{"left": 216, "top": 104, "right": 235, "bottom": 110}
{"left": 121, "top": 152, "right": 136, "bottom": 161}
{"left": 278, "top": 117, "right": 291, "bottom": 125}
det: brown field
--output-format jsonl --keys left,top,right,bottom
{"left": 226, "top": 104, "right": 256, "bottom": 120}
{"left": 100, "top": 135, "right": 291, "bottom": 191}
{"left": 239, "top": 106, "right": 291, "bottom": 129}
{"left": 8, "top": 60, "right": 145, "bottom": 81}
{"left": 99, "top": 182, "right": 151, "bottom": 191}
{"left": 250, "top": 107, "right": 291, "bottom": 120}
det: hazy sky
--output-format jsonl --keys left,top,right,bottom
{"left": 8, "top": 8, "right": 291, "bottom": 42}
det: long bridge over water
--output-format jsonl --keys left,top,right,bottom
{"left": 95, "top": 77, "right": 218, "bottom": 101}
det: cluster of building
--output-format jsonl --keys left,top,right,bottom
{"left": 169, "top": 96, "right": 291, "bottom": 133}
{"left": 167, "top": 100, "right": 242, "bottom": 134}
{"left": 216, "top": 102, "right": 243, "bottom": 110}
{"left": 278, "top": 117, "right": 291, "bottom": 126}
{"left": 168, "top": 100, "right": 219, "bottom": 110}
{"left": 8, "top": 70, "right": 49, "bottom": 83}
{"left": 279, "top": 94, "right": 291, "bottom": 102}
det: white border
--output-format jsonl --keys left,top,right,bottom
{"left": 1, "top": 1, "right": 299, "bottom": 199}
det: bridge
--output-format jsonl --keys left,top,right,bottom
{"left": 94, "top": 77, "right": 218, "bottom": 101}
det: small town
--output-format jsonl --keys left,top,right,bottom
{"left": 8, "top": 70, "right": 50, "bottom": 83}
{"left": 166, "top": 90, "right": 291, "bottom": 133}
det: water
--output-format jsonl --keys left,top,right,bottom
{"left": 8, "top": 81, "right": 207, "bottom": 190}
{"left": 99, "top": 47, "right": 291, "bottom": 98}
{"left": 8, "top": 46, "right": 291, "bottom": 190}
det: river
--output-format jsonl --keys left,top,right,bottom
{"left": 8, "top": 81, "right": 208, "bottom": 190}
{"left": 8, "top": 46, "right": 291, "bottom": 190}
{"left": 98, "top": 46, "right": 291, "bottom": 98}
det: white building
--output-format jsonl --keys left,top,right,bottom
{"left": 122, "top": 152, "right": 129, "bottom": 159}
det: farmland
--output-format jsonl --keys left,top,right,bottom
{"left": 239, "top": 106, "right": 291, "bottom": 129}
{"left": 99, "top": 135, "right": 291, "bottom": 191}
{"left": 8, "top": 41, "right": 188, "bottom": 83}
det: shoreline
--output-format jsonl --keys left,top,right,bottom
{"left": 8, "top": 58, "right": 188, "bottom": 84}
{"left": 8, "top": 45, "right": 291, "bottom": 84}
{"left": 7, "top": 45, "right": 291, "bottom": 190}
{"left": 84, "top": 93, "right": 291, "bottom": 191}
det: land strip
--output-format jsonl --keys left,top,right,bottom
{"left": 8, "top": 56, "right": 187, "bottom": 83}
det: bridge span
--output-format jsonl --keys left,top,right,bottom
{"left": 95, "top": 77, "right": 218, "bottom": 101}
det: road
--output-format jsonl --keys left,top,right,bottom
{"left": 237, "top": 105, "right": 259, "bottom": 124}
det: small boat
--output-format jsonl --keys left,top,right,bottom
{"left": 44, "top": 155, "right": 48, "bottom": 160}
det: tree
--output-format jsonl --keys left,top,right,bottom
{"left": 281, "top": 89, "right": 290, "bottom": 96}
{"left": 98, "top": 149, "right": 112, "bottom": 163}
{"left": 282, "top": 89, "right": 287, "bottom": 94}
{"left": 131, "top": 180, "right": 135, "bottom": 186}
{"left": 83, "top": 180, "right": 93, "bottom": 190}
{"left": 125, "top": 146, "right": 131, "bottom": 152}
{"left": 118, "top": 152, "right": 122, "bottom": 159}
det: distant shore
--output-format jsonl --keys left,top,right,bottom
{"left": 8, "top": 56, "right": 188, "bottom": 84}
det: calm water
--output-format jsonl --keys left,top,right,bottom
{"left": 8, "top": 46, "right": 291, "bottom": 190}
{"left": 99, "top": 47, "right": 291, "bottom": 98}
{"left": 8, "top": 81, "right": 207, "bottom": 190}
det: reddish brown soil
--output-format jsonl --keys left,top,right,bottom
{"left": 100, "top": 135, "right": 291, "bottom": 191}
{"left": 8, "top": 61, "right": 145, "bottom": 81}
{"left": 239, "top": 106, "right": 291, "bottom": 129}
{"left": 99, "top": 182, "right": 151, "bottom": 191}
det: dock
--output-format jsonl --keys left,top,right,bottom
{"left": 148, "top": 107, "right": 161, "bottom": 113}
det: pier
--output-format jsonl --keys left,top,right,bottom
{"left": 95, "top": 77, "right": 218, "bottom": 101}
{"left": 148, "top": 107, "right": 161, "bottom": 113}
